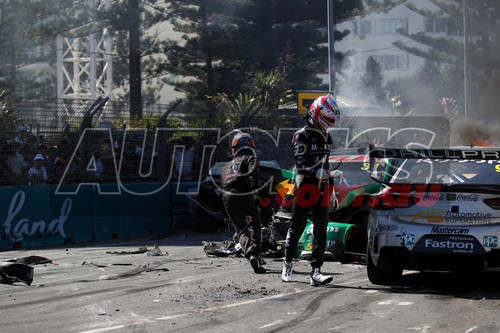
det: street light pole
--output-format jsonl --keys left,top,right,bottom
{"left": 328, "top": 0, "right": 335, "bottom": 93}
{"left": 463, "top": 0, "right": 469, "bottom": 120}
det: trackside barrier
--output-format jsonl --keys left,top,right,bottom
{"left": 0, "top": 183, "right": 197, "bottom": 251}
{"left": 169, "top": 181, "right": 200, "bottom": 232}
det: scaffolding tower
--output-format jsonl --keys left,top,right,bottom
{"left": 56, "top": 0, "right": 113, "bottom": 103}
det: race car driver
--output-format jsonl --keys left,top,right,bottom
{"left": 282, "top": 94, "right": 339, "bottom": 286}
{"left": 221, "top": 132, "right": 266, "bottom": 274}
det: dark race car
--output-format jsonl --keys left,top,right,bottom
{"left": 189, "top": 160, "right": 284, "bottom": 232}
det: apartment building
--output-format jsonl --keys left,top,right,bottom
{"left": 335, "top": 0, "right": 454, "bottom": 85}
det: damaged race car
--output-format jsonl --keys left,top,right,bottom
{"left": 273, "top": 148, "right": 383, "bottom": 262}
{"left": 366, "top": 147, "right": 500, "bottom": 285}
{"left": 198, "top": 148, "right": 382, "bottom": 263}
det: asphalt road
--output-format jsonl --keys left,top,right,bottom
{"left": 1, "top": 232, "right": 500, "bottom": 333}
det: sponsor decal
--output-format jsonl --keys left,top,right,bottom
{"left": 2, "top": 191, "right": 71, "bottom": 242}
{"left": 430, "top": 226, "right": 469, "bottom": 234}
{"left": 443, "top": 211, "right": 492, "bottom": 224}
{"left": 483, "top": 236, "right": 498, "bottom": 248}
{"left": 422, "top": 192, "right": 446, "bottom": 202}
{"left": 412, "top": 210, "right": 493, "bottom": 224}
{"left": 411, "top": 210, "right": 444, "bottom": 223}
{"left": 378, "top": 224, "right": 398, "bottom": 231}
{"left": 412, "top": 235, "right": 485, "bottom": 255}
{"left": 304, "top": 225, "right": 340, "bottom": 235}
{"left": 456, "top": 194, "right": 479, "bottom": 202}
{"left": 401, "top": 233, "right": 415, "bottom": 246}
{"left": 370, "top": 148, "right": 500, "bottom": 160}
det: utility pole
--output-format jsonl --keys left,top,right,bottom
{"left": 327, "top": 0, "right": 335, "bottom": 93}
{"left": 463, "top": 0, "right": 469, "bottom": 120}
{"left": 129, "top": 0, "right": 142, "bottom": 119}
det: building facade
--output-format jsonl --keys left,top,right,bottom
{"left": 336, "top": 0, "right": 457, "bottom": 85}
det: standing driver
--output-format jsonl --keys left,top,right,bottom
{"left": 282, "top": 95, "right": 339, "bottom": 286}
{"left": 221, "top": 132, "right": 266, "bottom": 274}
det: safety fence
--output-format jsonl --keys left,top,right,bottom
{"left": 0, "top": 97, "right": 453, "bottom": 249}
{"left": 0, "top": 96, "right": 452, "bottom": 189}
{"left": 0, "top": 97, "right": 310, "bottom": 188}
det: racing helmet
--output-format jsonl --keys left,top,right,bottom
{"left": 307, "top": 95, "right": 339, "bottom": 131}
{"left": 231, "top": 132, "right": 255, "bottom": 155}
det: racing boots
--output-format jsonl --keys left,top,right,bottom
{"left": 281, "top": 261, "right": 293, "bottom": 282}
{"left": 310, "top": 268, "right": 333, "bottom": 286}
{"left": 249, "top": 255, "right": 267, "bottom": 274}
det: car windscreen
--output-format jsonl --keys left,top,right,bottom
{"left": 334, "top": 161, "right": 374, "bottom": 185}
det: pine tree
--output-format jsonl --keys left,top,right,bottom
{"left": 394, "top": 0, "right": 500, "bottom": 118}
{"left": 0, "top": 0, "right": 60, "bottom": 97}
{"left": 159, "top": 0, "right": 365, "bottom": 102}
{"left": 363, "top": 56, "right": 385, "bottom": 103}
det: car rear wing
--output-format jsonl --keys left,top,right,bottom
{"left": 369, "top": 148, "right": 500, "bottom": 160}
{"left": 368, "top": 147, "right": 500, "bottom": 184}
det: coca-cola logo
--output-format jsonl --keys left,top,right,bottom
{"left": 422, "top": 193, "right": 445, "bottom": 201}
{"left": 456, "top": 194, "right": 479, "bottom": 202}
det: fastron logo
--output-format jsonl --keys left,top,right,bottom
{"left": 424, "top": 239, "right": 473, "bottom": 250}
{"left": 483, "top": 236, "right": 498, "bottom": 248}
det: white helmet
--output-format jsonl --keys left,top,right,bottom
{"left": 307, "top": 95, "right": 339, "bottom": 131}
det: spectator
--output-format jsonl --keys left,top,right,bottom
{"left": 28, "top": 154, "right": 48, "bottom": 186}
{"left": 120, "top": 139, "right": 141, "bottom": 182}
{"left": 88, "top": 149, "right": 105, "bottom": 181}
{"left": 14, "top": 126, "right": 28, "bottom": 145}
{"left": 6, "top": 142, "right": 27, "bottom": 186}
{"left": 54, "top": 141, "right": 80, "bottom": 184}
{"left": 38, "top": 145, "right": 56, "bottom": 183}
{"left": 174, "top": 136, "right": 195, "bottom": 181}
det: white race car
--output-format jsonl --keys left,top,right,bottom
{"left": 366, "top": 147, "right": 500, "bottom": 285}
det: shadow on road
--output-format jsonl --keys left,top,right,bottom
{"left": 384, "top": 270, "right": 500, "bottom": 300}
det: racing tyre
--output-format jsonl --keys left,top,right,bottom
{"left": 367, "top": 248, "right": 402, "bottom": 285}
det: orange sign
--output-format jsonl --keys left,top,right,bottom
{"left": 297, "top": 91, "right": 332, "bottom": 114}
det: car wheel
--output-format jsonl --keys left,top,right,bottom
{"left": 366, "top": 248, "right": 402, "bottom": 285}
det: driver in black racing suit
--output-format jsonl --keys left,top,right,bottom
{"left": 282, "top": 94, "right": 339, "bottom": 286}
{"left": 221, "top": 132, "right": 266, "bottom": 274}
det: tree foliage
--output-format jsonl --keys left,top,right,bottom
{"left": 1, "top": 0, "right": 371, "bottom": 117}
{"left": 396, "top": 0, "right": 500, "bottom": 118}
{"left": 158, "top": 0, "right": 364, "bottom": 103}
{"left": 362, "top": 57, "right": 385, "bottom": 103}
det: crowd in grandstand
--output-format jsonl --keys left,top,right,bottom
{"left": 0, "top": 127, "right": 226, "bottom": 186}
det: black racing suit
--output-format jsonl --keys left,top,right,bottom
{"left": 284, "top": 125, "right": 334, "bottom": 268}
{"left": 221, "top": 150, "right": 263, "bottom": 258}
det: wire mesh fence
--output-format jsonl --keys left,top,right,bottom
{"left": 0, "top": 96, "right": 452, "bottom": 188}
{"left": 0, "top": 97, "right": 305, "bottom": 187}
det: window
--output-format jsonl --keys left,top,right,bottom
{"left": 395, "top": 55, "right": 408, "bottom": 70}
{"left": 362, "top": 54, "right": 409, "bottom": 71}
{"left": 384, "top": 55, "right": 395, "bottom": 70}
{"left": 395, "top": 18, "right": 408, "bottom": 33}
{"left": 374, "top": 18, "right": 408, "bottom": 35}
{"left": 425, "top": 18, "right": 459, "bottom": 36}
{"left": 360, "top": 20, "right": 372, "bottom": 34}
